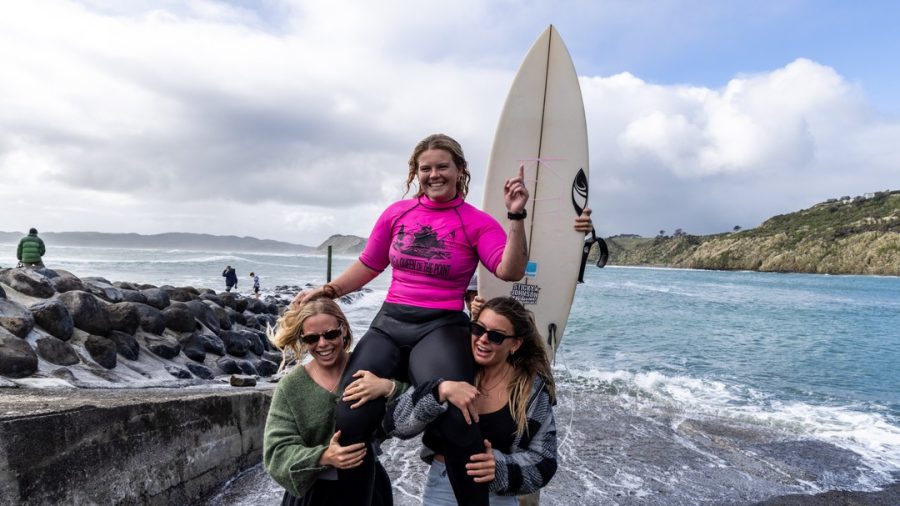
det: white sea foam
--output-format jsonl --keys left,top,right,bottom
{"left": 556, "top": 364, "right": 900, "bottom": 479}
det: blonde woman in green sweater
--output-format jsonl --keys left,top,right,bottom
{"left": 265, "top": 297, "right": 402, "bottom": 506}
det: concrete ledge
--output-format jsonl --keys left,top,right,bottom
{"left": 0, "top": 387, "right": 272, "bottom": 505}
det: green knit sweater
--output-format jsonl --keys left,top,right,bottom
{"left": 263, "top": 365, "right": 404, "bottom": 498}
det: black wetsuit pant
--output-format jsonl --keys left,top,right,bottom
{"left": 281, "top": 461, "right": 392, "bottom": 506}
{"left": 335, "top": 303, "right": 489, "bottom": 506}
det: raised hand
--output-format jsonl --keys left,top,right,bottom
{"left": 504, "top": 164, "right": 529, "bottom": 213}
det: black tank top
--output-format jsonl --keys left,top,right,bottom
{"left": 423, "top": 404, "right": 518, "bottom": 455}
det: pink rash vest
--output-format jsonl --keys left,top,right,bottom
{"left": 359, "top": 195, "right": 507, "bottom": 310}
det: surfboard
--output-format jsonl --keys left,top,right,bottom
{"left": 478, "top": 25, "right": 590, "bottom": 363}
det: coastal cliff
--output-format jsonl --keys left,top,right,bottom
{"left": 595, "top": 192, "right": 900, "bottom": 276}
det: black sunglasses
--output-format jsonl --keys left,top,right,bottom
{"left": 300, "top": 326, "right": 344, "bottom": 345}
{"left": 469, "top": 321, "right": 516, "bottom": 345}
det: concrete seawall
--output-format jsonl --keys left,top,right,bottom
{"left": 0, "top": 387, "right": 272, "bottom": 505}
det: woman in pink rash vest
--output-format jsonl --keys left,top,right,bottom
{"left": 295, "top": 133, "right": 529, "bottom": 506}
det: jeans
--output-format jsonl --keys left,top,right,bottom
{"left": 422, "top": 460, "right": 517, "bottom": 506}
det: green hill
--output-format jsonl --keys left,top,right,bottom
{"left": 593, "top": 191, "right": 900, "bottom": 276}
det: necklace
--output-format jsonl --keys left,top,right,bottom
{"left": 479, "top": 365, "right": 511, "bottom": 395}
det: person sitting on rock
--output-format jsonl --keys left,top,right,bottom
{"left": 17, "top": 228, "right": 46, "bottom": 268}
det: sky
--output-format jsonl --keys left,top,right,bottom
{"left": 1, "top": 0, "right": 899, "bottom": 246}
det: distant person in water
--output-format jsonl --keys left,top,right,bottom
{"left": 250, "top": 272, "right": 261, "bottom": 298}
{"left": 17, "top": 228, "right": 46, "bottom": 268}
{"left": 222, "top": 265, "right": 238, "bottom": 292}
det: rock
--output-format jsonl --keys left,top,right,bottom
{"left": 57, "top": 291, "right": 112, "bottom": 336}
{"left": 241, "top": 314, "right": 261, "bottom": 330}
{"left": 186, "top": 362, "right": 215, "bottom": 380}
{"left": 108, "top": 302, "right": 141, "bottom": 335}
{"left": 196, "top": 332, "right": 226, "bottom": 356}
{"left": 219, "top": 292, "right": 238, "bottom": 310}
{"left": 262, "top": 350, "right": 283, "bottom": 364}
{"left": 82, "top": 277, "right": 124, "bottom": 303}
{"left": 108, "top": 330, "right": 140, "bottom": 361}
{"left": 165, "top": 365, "right": 192, "bottom": 379}
{"left": 120, "top": 289, "right": 148, "bottom": 304}
{"left": 162, "top": 303, "right": 197, "bottom": 333}
{"left": 48, "top": 269, "right": 85, "bottom": 293}
{"left": 234, "top": 298, "right": 249, "bottom": 313}
{"left": 178, "top": 333, "right": 207, "bottom": 363}
{"left": 245, "top": 298, "right": 267, "bottom": 314}
{"left": 50, "top": 367, "right": 77, "bottom": 382}
{"left": 35, "top": 336, "right": 80, "bottom": 366}
{"left": 0, "top": 284, "right": 5, "bottom": 299}
{"left": 237, "top": 360, "right": 258, "bottom": 376}
{"left": 0, "top": 268, "right": 55, "bottom": 298}
{"left": 218, "top": 330, "right": 251, "bottom": 356}
{"left": 246, "top": 332, "right": 265, "bottom": 356}
{"left": 0, "top": 299, "right": 35, "bottom": 338}
{"left": 230, "top": 374, "right": 257, "bottom": 387}
{"left": 254, "top": 359, "right": 278, "bottom": 377}
{"left": 29, "top": 299, "right": 74, "bottom": 341}
{"left": 199, "top": 293, "right": 224, "bottom": 307}
{"left": 144, "top": 335, "right": 181, "bottom": 359}
{"left": 113, "top": 281, "right": 141, "bottom": 290}
{"left": 266, "top": 303, "right": 280, "bottom": 315}
{"left": 216, "top": 357, "right": 241, "bottom": 375}
{"left": 184, "top": 300, "right": 221, "bottom": 334}
{"left": 133, "top": 303, "right": 166, "bottom": 335}
{"left": 225, "top": 306, "right": 246, "bottom": 326}
{"left": 165, "top": 286, "right": 199, "bottom": 303}
{"left": 207, "top": 303, "right": 233, "bottom": 331}
{"left": 141, "top": 288, "right": 170, "bottom": 310}
{"left": 84, "top": 335, "right": 117, "bottom": 369}
{"left": 0, "top": 328, "right": 38, "bottom": 378}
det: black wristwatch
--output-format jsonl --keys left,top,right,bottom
{"left": 507, "top": 209, "right": 527, "bottom": 220}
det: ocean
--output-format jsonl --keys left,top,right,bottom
{"left": 5, "top": 243, "right": 898, "bottom": 504}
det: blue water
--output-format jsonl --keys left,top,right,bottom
{"left": 4, "top": 243, "right": 898, "bottom": 478}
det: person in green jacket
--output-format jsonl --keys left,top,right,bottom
{"left": 17, "top": 228, "right": 46, "bottom": 268}
{"left": 264, "top": 296, "right": 402, "bottom": 506}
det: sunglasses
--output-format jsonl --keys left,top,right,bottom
{"left": 469, "top": 321, "right": 516, "bottom": 345}
{"left": 300, "top": 326, "right": 344, "bottom": 345}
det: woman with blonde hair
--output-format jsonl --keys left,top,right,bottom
{"left": 384, "top": 297, "right": 558, "bottom": 505}
{"left": 264, "top": 297, "right": 402, "bottom": 506}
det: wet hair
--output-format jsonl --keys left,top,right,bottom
{"left": 29, "top": 228, "right": 37, "bottom": 234}
{"left": 477, "top": 297, "right": 556, "bottom": 436}
{"left": 267, "top": 296, "right": 352, "bottom": 372}
{"left": 404, "top": 133, "right": 471, "bottom": 199}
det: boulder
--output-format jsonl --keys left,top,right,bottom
{"left": 245, "top": 298, "right": 267, "bottom": 314}
{"left": 199, "top": 293, "right": 224, "bottom": 307}
{"left": 143, "top": 335, "right": 181, "bottom": 359}
{"left": 165, "top": 286, "right": 199, "bottom": 303}
{"left": 82, "top": 278, "right": 124, "bottom": 303}
{"left": 216, "top": 357, "right": 241, "bottom": 375}
{"left": 57, "top": 291, "right": 112, "bottom": 336}
{"left": 219, "top": 292, "right": 238, "bottom": 310}
{"left": 196, "top": 332, "right": 226, "bottom": 356}
{"left": 35, "top": 336, "right": 80, "bottom": 366}
{"left": 120, "top": 289, "right": 148, "bottom": 304}
{"left": 0, "top": 299, "right": 35, "bottom": 338}
{"left": 254, "top": 359, "right": 279, "bottom": 377}
{"left": 186, "top": 362, "right": 215, "bottom": 380}
{"left": 108, "top": 302, "right": 141, "bottom": 335}
{"left": 29, "top": 299, "right": 74, "bottom": 341}
{"left": 225, "top": 306, "right": 246, "bottom": 326}
{"left": 184, "top": 300, "right": 221, "bottom": 334}
{"left": 262, "top": 350, "right": 283, "bottom": 364}
{"left": 141, "top": 288, "right": 170, "bottom": 310}
{"left": 178, "top": 333, "right": 207, "bottom": 363}
{"left": 84, "top": 335, "right": 117, "bottom": 369}
{"left": 108, "top": 330, "right": 140, "bottom": 360}
{"left": 133, "top": 303, "right": 166, "bottom": 335}
{"left": 0, "top": 328, "right": 38, "bottom": 378}
{"left": 236, "top": 360, "right": 258, "bottom": 376}
{"left": 266, "top": 303, "right": 280, "bottom": 315}
{"left": 0, "top": 284, "right": 5, "bottom": 299}
{"left": 0, "top": 268, "right": 55, "bottom": 298}
{"left": 234, "top": 298, "right": 249, "bottom": 313}
{"left": 165, "top": 365, "right": 192, "bottom": 379}
{"left": 207, "top": 303, "right": 233, "bottom": 331}
{"left": 218, "top": 330, "right": 251, "bottom": 356}
{"left": 50, "top": 367, "right": 77, "bottom": 382}
{"left": 48, "top": 269, "right": 85, "bottom": 293}
{"left": 162, "top": 303, "right": 197, "bottom": 333}
{"left": 241, "top": 314, "right": 261, "bottom": 330}
{"left": 246, "top": 332, "right": 265, "bottom": 356}
{"left": 113, "top": 281, "right": 141, "bottom": 290}
{"left": 230, "top": 374, "right": 257, "bottom": 387}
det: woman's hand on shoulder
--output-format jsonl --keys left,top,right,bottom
{"left": 319, "top": 430, "right": 366, "bottom": 469}
{"left": 466, "top": 439, "right": 496, "bottom": 483}
{"left": 438, "top": 380, "right": 480, "bottom": 425}
{"left": 343, "top": 370, "right": 394, "bottom": 409}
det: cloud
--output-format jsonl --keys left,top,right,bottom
{"left": 1, "top": 1, "right": 897, "bottom": 243}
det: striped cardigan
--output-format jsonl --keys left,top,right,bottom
{"left": 383, "top": 375, "right": 558, "bottom": 495}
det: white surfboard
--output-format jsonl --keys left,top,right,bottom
{"left": 478, "top": 25, "right": 589, "bottom": 363}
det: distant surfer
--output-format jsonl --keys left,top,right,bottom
{"left": 295, "top": 133, "right": 530, "bottom": 506}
